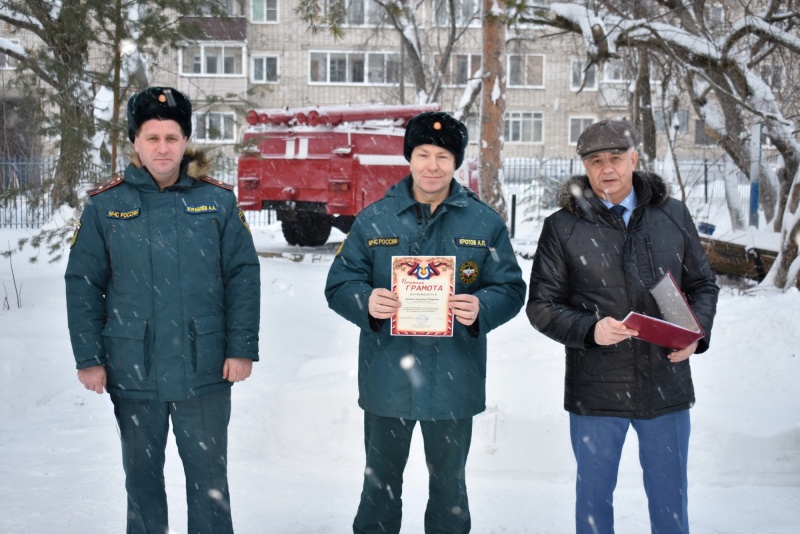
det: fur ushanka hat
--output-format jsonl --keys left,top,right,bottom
{"left": 127, "top": 87, "right": 192, "bottom": 142}
{"left": 403, "top": 111, "right": 469, "bottom": 169}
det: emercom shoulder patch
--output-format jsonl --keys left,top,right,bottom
{"left": 238, "top": 207, "right": 251, "bottom": 234}
{"left": 69, "top": 220, "right": 81, "bottom": 248}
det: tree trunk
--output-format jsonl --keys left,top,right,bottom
{"left": 479, "top": 0, "right": 507, "bottom": 221}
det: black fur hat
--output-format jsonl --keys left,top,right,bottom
{"left": 127, "top": 87, "right": 192, "bottom": 142}
{"left": 403, "top": 111, "right": 468, "bottom": 169}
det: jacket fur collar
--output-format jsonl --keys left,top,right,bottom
{"left": 556, "top": 170, "right": 670, "bottom": 216}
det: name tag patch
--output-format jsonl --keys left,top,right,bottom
{"left": 455, "top": 236, "right": 488, "bottom": 248}
{"left": 368, "top": 237, "right": 399, "bottom": 247}
{"left": 185, "top": 203, "right": 219, "bottom": 214}
{"left": 106, "top": 208, "right": 140, "bottom": 219}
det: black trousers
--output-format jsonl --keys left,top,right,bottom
{"left": 111, "top": 388, "right": 233, "bottom": 534}
{"left": 353, "top": 411, "right": 473, "bottom": 534}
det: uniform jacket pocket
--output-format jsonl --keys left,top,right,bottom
{"left": 193, "top": 314, "right": 227, "bottom": 375}
{"left": 102, "top": 319, "right": 148, "bottom": 381}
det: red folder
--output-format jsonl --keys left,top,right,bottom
{"left": 622, "top": 272, "right": 704, "bottom": 350}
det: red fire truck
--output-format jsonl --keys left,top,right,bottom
{"left": 237, "top": 103, "right": 478, "bottom": 246}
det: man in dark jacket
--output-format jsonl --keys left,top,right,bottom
{"left": 325, "top": 111, "right": 526, "bottom": 533}
{"left": 526, "top": 120, "right": 719, "bottom": 533}
{"left": 65, "top": 87, "right": 260, "bottom": 534}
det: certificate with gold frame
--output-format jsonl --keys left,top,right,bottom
{"left": 390, "top": 256, "right": 455, "bottom": 336}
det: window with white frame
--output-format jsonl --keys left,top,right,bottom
{"left": 504, "top": 112, "right": 544, "bottom": 143}
{"left": 309, "top": 51, "right": 399, "bottom": 85}
{"left": 604, "top": 59, "right": 626, "bottom": 82}
{"left": 569, "top": 117, "right": 595, "bottom": 145}
{"left": 508, "top": 55, "right": 544, "bottom": 88}
{"left": 199, "top": 0, "right": 244, "bottom": 16}
{"left": 654, "top": 110, "right": 689, "bottom": 134}
{"left": 464, "top": 114, "right": 479, "bottom": 144}
{"left": 649, "top": 63, "right": 664, "bottom": 84}
{"left": 252, "top": 0, "right": 278, "bottom": 22}
{"left": 343, "top": 0, "right": 382, "bottom": 25}
{"left": 181, "top": 44, "right": 244, "bottom": 76}
{"left": 252, "top": 55, "right": 278, "bottom": 83}
{"left": 0, "top": 39, "right": 19, "bottom": 69}
{"left": 694, "top": 119, "right": 717, "bottom": 146}
{"left": 760, "top": 64, "right": 783, "bottom": 92}
{"left": 434, "top": 0, "right": 479, "bottom": 27}
{"left": 194, "top": 112, "right": 237, "bottom": 142}
{"left": 570, "top": 60, "right": 597, "bottom": 90}
{"left": 436, "top": 53, "right": 481, "bottom": 86}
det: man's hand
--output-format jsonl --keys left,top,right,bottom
{"left": 668, "top": 341, "right": 698, "bottom": 363}
{"left": 368, "top": 288, "right": 401, "bottom": 320}
{"left": 223, "top": 358, "right": 253, "bottom": 383}
{"left": 594, "top": 316, "right": 638, "bottom": 346}
{"left": 77, "top": 366, "right": 107, "bottom": 394}
{"left": 449, "top": 294, "right": 480, "bottom": 326}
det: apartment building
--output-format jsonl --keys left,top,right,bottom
{"left": 0, "top": 1, "right": 785, "bottom": 164}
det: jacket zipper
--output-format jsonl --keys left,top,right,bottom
{"left": 645, "top": 235, "right": 657, "bottom": 280}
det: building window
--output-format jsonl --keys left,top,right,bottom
{"left": 434, "top": 0, "right": 479, "bottom": 27}
{"left": 341, "top": 0, "right": 382, "bottom": 25}
{"left": 571, "top": 60, "right": 597, "bottom": 91}
{"left": 655, "top": 110, "right": 689, "bottom": 134}
{"left": 436, "top": 53, "right": 481, "bottom": 86}
{"left": 508, "top": 55, "right": 544, "bottom": 88}
{"left": 709, "top": 4, "right": 724, "bottom": 26}
{"left": 252, "top": 56, "right": 278, "bottom": 83}
{"left": 760, "top": 64, "right": 783, "bottom": 92}
{"left": 199, "top": 0, "right": 243, "bottom": 16}
{"left": 603, "top": 59, "right": 626, "bottom": 82}
{"left": 252, "top": 0, "right": 278, "bottom": 22}
{"left": 694, "top": 120, "right": 717, "bottom": 146}
{"left": 309, "top": 51, "right": 398, "bottom": 85}
{"left": 194, "top": 112, "right": 236, "bottom": 142}
{"left": 464, "top": 114, "right": 479, "bottom": 144}
{"left": 0, "top": 39, "right": 19, "bottom": 69}
{"left": 181, "top": 44, "right": 244, "bottom": 76}
{"left": 504, "top": 112, "right": 544, "bottom": 143}
{"left": 569, "top": 117, "right": 595, "bottom": 145}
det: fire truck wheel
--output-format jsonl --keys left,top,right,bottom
{"left": 282, "top": 212, "right": 332, "bottom": 247}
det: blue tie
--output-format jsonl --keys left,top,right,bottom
{"left": 610, "top": 205, "right": 626, "bottom": 224}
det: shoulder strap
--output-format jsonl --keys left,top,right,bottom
{"left": 87, "top": 176, "right": 124, "bottom": 196}
{"left": 200, "top": 176, "right": 233, "bottom": 191}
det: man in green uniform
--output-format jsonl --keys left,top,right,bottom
{"left": 65, "top": 87, "right": 260, "bottom": 534}
{"left": 325, "top": 111, "right": 526, "bottom": 533}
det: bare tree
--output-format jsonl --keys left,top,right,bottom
{"left": 0, "top": 0, "right": 225, "bottom": 208}
{"left": 296, "top": 1, "right": 510, "bottom": 218}
{"left": 520, "top": 1, "right": 800, "bottom": 290}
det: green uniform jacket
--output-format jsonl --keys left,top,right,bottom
{"left": 325, "top": 176, "right": 526, "bottom": 420}
{"left": 65, "top": 149, "right": 261, "bottom": 401}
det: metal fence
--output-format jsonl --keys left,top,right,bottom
{"left": 0, "top": 157, "right": 55, "bottom": 228}
{"left": 1, "top": 154, "right": 759, "bottom": 229}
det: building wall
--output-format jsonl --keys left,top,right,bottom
{"left": 0, "top": 1, "right": 782, "bottom": 166}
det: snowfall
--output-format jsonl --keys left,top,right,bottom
{"left": 1, "top": 199, "right": 799, "bottom": 534}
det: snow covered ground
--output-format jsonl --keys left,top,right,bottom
{"left": 1, "top": 211, "right": 799, "bottom": 533}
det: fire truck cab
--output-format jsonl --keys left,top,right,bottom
{"left": 237, "top": 103, "right": 477, "bottom": 247}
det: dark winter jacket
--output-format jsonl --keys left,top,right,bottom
{"left": 325, "top": 175, "right": 526, "bottom": 420}
{"left": 526, "top": 171, "right": 719, "bottom": 419}
{"left": 65, "top": 148, "right": 261, "bottom": 401}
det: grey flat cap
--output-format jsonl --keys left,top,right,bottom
{"left": 576, "top": 119, "right": 638, "bottom": 159}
